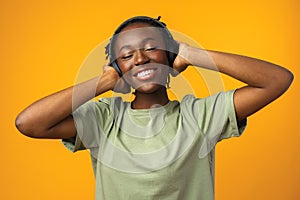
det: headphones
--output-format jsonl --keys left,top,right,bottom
{"left": 105, "top": 16, "right": 179, "bottom": 77}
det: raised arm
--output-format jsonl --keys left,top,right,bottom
{"left": 15, "top": 66, "right": 121, "bottom": 139}
{"left": 174, "top": 43, "right": 293, "bottom": 121}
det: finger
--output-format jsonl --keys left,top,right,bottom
{"left": 103, "top": 64, "right": 116, "bottom": 74}
{"left": 170, "top": 67, "right": 180, "bottom": 77}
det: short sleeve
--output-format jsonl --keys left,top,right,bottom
{"left": 198, "top": 90, "right": 247, "bottom": 141}
{"left": 62, "top": 99, "right": 113, "bottom": 153}
{"left": 183, "top": 90, "right": 247, "bottom": 158}
{"left": 219, "top": 90, "right": 247, "bottom": 140}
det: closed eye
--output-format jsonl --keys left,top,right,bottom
{"left": 121, "top": 54, "right": 133, "bottom": 60}
{"left": 145, "top": 46, "right": 157, "bottom": 51}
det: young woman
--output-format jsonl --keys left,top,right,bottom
{"left": 15, "top": 16, "right": 293, "bottom": 199}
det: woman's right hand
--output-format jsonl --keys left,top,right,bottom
{"left": 102, "top": 64, "right": 131, "bottom": 94}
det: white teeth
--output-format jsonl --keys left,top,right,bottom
{"left": 137, "top": 69, "right": 153, "bottom": 78}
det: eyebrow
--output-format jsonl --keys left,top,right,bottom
{"left": 118, "top": 37, "right": 156, "bottom": 54}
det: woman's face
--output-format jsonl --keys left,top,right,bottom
{"left": 113, "top": 22, "right": 170, "bottom": 93}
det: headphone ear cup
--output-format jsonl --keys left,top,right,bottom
{"left": 166, "top": 40, "right": 179, "bottom": 67}
{"left": 111, "top": 60, "right": 123, "bottom": 77}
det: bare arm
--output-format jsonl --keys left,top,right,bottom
{"left": 174, "top": 44, "right": 293, "bottom": 121}
{"left": 15, "top": 67, "right": 120, "bottom": 139}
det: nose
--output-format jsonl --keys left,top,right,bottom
{"left": 134, "top": 50, "right": 150, "bottom": 66}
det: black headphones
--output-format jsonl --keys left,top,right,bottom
{"left": 105, "top": 16, "right": 179, "bottom": 77}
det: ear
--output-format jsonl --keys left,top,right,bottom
{"left": 167, "top": 40, "right": 179, "bottom": 68}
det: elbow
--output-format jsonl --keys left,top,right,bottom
{"left": 287, "top": 70, "right": 294, "bottom": 86}
{"left": 15, "top": 113, "right": 40, "bottom": 138}
{"left": 281, "top": 69, "right": 294, "bottom": 91}
{"left": 15, "top": 113, "right": 31, "bottom": 137}
{"left": 272, "top": 68, "right": 294, "bottom": 98}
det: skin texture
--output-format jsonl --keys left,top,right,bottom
{"left": 15, "top": 22, "right": 293, "bottom": 139}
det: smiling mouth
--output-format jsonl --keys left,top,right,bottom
{"left": 134, "top": 68, "right": 157, "bottom": 80}
{"left": 136, "top": 69, "right": 154, "bottom": 77}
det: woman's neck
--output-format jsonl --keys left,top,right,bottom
{"left": 131, "top": 87, "right": 169, "bottom": 109}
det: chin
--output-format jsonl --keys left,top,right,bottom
{"left": 135, "top": 83, "right": 165, "bottom": 94}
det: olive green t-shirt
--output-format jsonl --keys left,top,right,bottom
{"left": 63, "top": 90, "right": 246, "bottom": 200}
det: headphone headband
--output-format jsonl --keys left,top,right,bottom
{"left": 113, "top": 16, "right": 167, "bottom": 35}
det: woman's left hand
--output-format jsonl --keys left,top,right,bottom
{"left": 171, "top": 41, "right": 191, "bottom": 76}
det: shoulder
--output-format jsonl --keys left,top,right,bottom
{"left": 73, "top": 97, "right": 127, "bottom": 118}
{"left": 78, "top": 96, "right": 126, "bottom": 110}
{"left": 181, "top": 90, "right": 235, "bottom": 105}
{"left": 98, "top": 96, "right": 123, "bottom": 105}
{"left": 97, "top": 96, "right": 129, "bottom": 112}
{"left": 179, "top": 90, "right": 235, "bottom": 116}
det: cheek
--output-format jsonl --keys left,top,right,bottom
{"left": 150, "top": 50, "right": 169, "bottom": 65}
{"left": 117, "top": 60, "right": 133, "bottom": 74}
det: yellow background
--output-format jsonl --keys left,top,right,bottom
{"left": 1, "top": 0, "right": 299, "bottom": 199}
